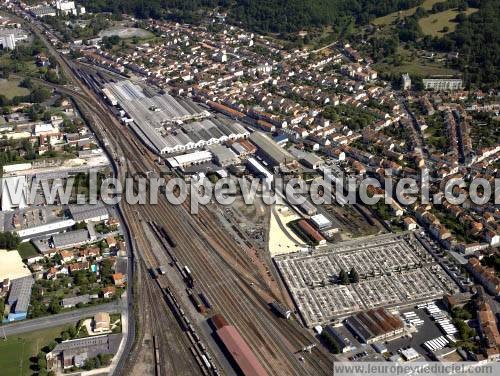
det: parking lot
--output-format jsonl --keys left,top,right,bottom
{"left": 386, "top": 303, "right": 450, "bottom": 360}
{"left": 275, "top": 233, "right": 459, "bottom": 327}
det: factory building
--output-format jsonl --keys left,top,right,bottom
{"left": 103, "top": 81, "right": 249, "bottom": 154}
{"left": 68, "top": 202, "right": 109, "bottom": 223}
{"left": 422, "top": 78, "right": 463, "bottom": 91}
{"left": 5, "top": 276, "right": 34, "bottom": 322}
{"left": 208, "top": 144, "right": 240, "bottom": 167}
{"left": 166, "top": 150, "right": 213, "bottom": 169}
{"left": 16, "top": 219, "right": 76, "bottom": 240}
{"left": 310, "top": 214, "right": 332, "bottom": 230}
{"left": 246, "top": 158, "right": 273, "bottom": 184}
{"left": 0, "top": 32, "right": 15, "bottom": 50}
{"left": 297, "top": 219, "right": 326, "bottom": 245}
{"left": 29, "top": 5, "right": 57, "bottom": 18}
{"left": 249, "top": 132, "right": 297, "bottom": 168}
{"left": 33, "top": 229, "right": 90, "bottom": 254}
{"left": 344, "top": 308, "right": 404, "bottom": 344}
{"left": 289, "top": 147, "right": 324, "bottom": 170}
{"left": 310, "top": 214, "right": 340, "bottom": 236}
{"left": 323, "top": 325, "right": 354, "bottom": 353}
{"left": 297, "top": 199, "right": 317, "bottom": 216}
{"left": 46, "top": 334, "right": 121, "bottom": 371}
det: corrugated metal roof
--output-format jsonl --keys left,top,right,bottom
{"left": 216, "top": 325, "right": 268, "bottom": 376}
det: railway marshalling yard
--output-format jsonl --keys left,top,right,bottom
{"left": 274, "top": 232, "right": 459, "bottom": 327}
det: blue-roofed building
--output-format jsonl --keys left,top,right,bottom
{"left": 273, "top": 134, "right": 289, "bottom": 146}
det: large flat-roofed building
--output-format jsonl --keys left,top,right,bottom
{"left": 6, "top": 276, "right": 34, "bottom": 322}
{"left": 46, "top": 334, "right": 121, "bottom": 370}
{"left": 29, "top": 5, "right": 57, "bottom": 18}
{"left": 166, "top": 150, "right": 213, "bottom": 169}
{"left": 246, "top": 157, "right": 273, "bottom": 184}
{"left": 422, "top": 78, "right": 463, "bottom": 91}
{"left": 16, "top": 219, "right": 76, "bottom": 240}
{"left": 323, "top": 325, "right": 354, "bottom": 353}
{"left": 344, "top": 308, "right": 404, "bottom": 344}
{"left": 103, "top": 81, "right": 249, "bottom": 154}
{"left": 68, "top": 202, "right": 109, "bottom": 223}
{"left": 249, "top": 132, "right": 297, "bottom": 168}
{"left": 33, "top": 229, "right": 90, "bottom": 254}
{"left": 208, "top": 144, "right": 239, "bottom": 167}
{"left": 0, "top": 29, "right": 29, "bottom": 50}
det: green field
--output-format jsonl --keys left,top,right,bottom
{"left": 374, "top": 60, "right": 458, "bottom": 76}
{"left": 418, "top": 8, "right": 478, "bottom": 36}
{"left": 17, "top": 242, "right": 39, "bottom": 260}
{"left": 373, "top": 45, "right": 458, "bottom": 76}
{"left": 373, "top": 0, "right": 445, "bottom": 26}
{"left": 0, "top": 325, "right": 68, "bottom": 376}
{"left": 0, "top": 78, "right": 30, "bottom": 100}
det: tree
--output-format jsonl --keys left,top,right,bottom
{"left": 47, "top": 341, "right": 57, "bottom": 352}
{"left": 29, "top": 87, "right": 51, "bottom": 103}
{"left": 0, "top": 298, "right": 4, "bottom": 318}
{"left": 83, "top": 356, "right": 99, "bottom": 370}
{"left": 61, "top": 331, "right": 70, "bottom": 341}
{"left": 68, "top": 325, "right": 77, "bottom": 339}
{"left": 20, "top": 77, "right": 33, "bottom": 89}
{"left": 48, "top": 298, "right": 61, "bottom": 314}
{"left": 0, "top": 231, "right": 20, "bottom": 249}
{"left": 349, "top": 267, "right": 359, "bottom": 283}
{"left": 339, "top": 269, "right": 350, "bottom": 285}
{"left": 37, "top": 351, "right": 47, "bottom": 371}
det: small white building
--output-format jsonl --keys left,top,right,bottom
{"left": 166, "top": 150, "right": 213, "bottom": 169}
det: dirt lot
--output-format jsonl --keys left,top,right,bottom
{"left": 322, "top": 203, "right": 384, "bottom": 240}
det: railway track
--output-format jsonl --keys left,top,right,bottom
{"left": 24, "top": 21, "right": 333, "bottom": 375}
{"left": 125, "top": 209, "right": 208, "bottom": 376}
{"left": 36, "top": 79, "right": 332, "bottom": 375}
{"left": 140, "top": 195, "right": 332, "bottom": 375}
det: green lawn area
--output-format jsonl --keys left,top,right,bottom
{"left": 17, "top": 242, "right": 39, "bottom": 260}
{"left": 418, "top": 8, "right": 478, "bottom": 37}
{"left": 373, "top": 0, "right": 445, "bottom": 26}
{"left": 0, "top": 78, "right": 30, "bottom": 100}
{"left": 374, "top": 59, "right": 458, "bottom": 76}
{"left": 0, "top": 325, "right": 68, "bottom": 376}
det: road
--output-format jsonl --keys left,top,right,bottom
{"left": 0, "top": 301, "right": 122, "bottom": 336}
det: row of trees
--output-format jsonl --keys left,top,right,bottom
{"left": 0, "top": 231, "right": 20, "bottom": 250}
{"left": 338, "top": 267, "right": 359, "bottom": 285}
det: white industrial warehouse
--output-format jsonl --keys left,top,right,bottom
{"left": 103, "top": 81, "right": 249, "bottom": 154}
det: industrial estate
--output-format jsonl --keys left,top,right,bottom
{"left": 0, "top": 1, "right": 498, "bottom": 376}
